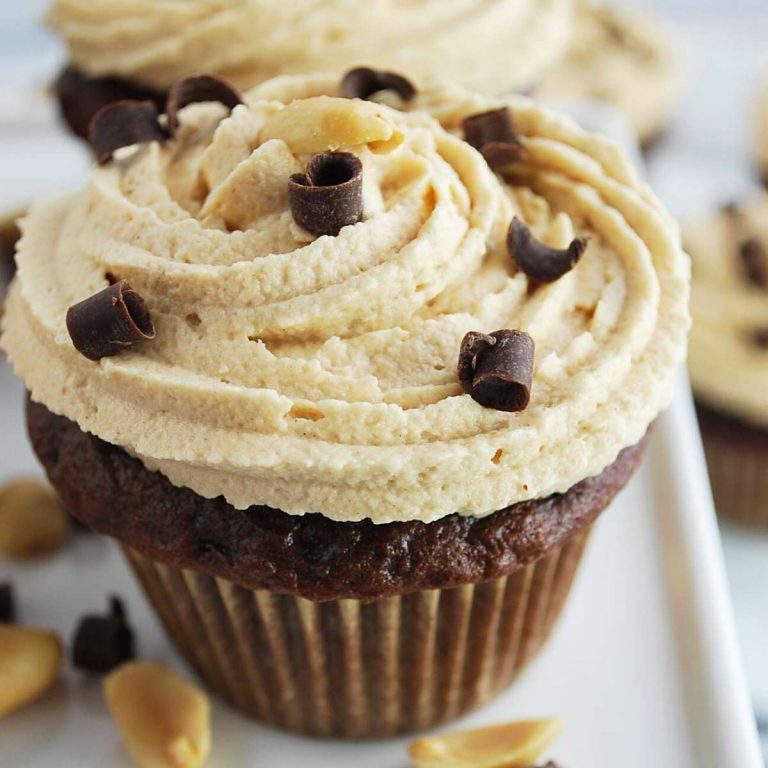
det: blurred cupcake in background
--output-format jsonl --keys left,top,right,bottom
{"left": 46, "top": 0, "right": 575, "bottom": 140}
{"left": 534, "top": 0, "right": 685, "bottom": 151}
{"left": 686, "top": 195, "right": 768, "bottom": 527}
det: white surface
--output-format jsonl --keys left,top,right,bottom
{"left": 639, "top": 13, "right": 768, "bottom": 753}
{"left": 0, "top": 368, "right": 762, "bottom": 767}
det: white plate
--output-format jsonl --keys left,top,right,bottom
{"left": 0, "top": 357, "right": 763, "bottom": 767}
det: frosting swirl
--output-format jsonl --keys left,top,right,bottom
{"left": 686, "top": 195, "right": 768, "bottom": 427}
{"left": 46, "top": 0, "right": 573, "bottom": 95}
{"left": 1, "top": 74, "right": 689, "bottom": 523}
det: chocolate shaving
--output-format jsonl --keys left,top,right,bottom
{"left": 0, "top": 216, "right": 20, "bottom": 286}
{"left": 739, "top": 237, "right": 768, "bottom": 289}
{"left": 458, "top": 329, "right": 535, "bottom": 412}
{"left": 88, "top": 100, "right": 166, "bottom": 165}
{"left": 66, "top": 279, "right": 155, "bottom": 361}
{"left": 288, "top": 152, "right": 363, "bottom": 236}
{"left": 750, "top": 328, "right": 768, "bottom": 349}
{"left": 507, "top": 217, "right": 588, "bottom": 283}
{"left": 462, "top": 108, "right": 524, "bottom": 169}
{"left": 340, "top": 67, "right": 416, "bottom": 103}
{"left": 166, "top": 74, "right": 243, "bottom": 136}
{"left": 72, "top": 596, "right": 134, "bottom": 675}
{"left": 0, "top": 582, "right": 15, "bottom": 623}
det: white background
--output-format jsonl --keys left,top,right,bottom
{"left": 0, "top": 0, "right": 767, "bottom": 763}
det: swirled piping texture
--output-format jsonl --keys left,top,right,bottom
{"left": 1, "top": 74, "right": 689, "bottom": 522}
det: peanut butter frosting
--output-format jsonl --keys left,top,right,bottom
{"left": 686, "top": 195, "right": 768, "bottom": 428}
{"left": 46, "top": 0, "right": 574, "bottom": 96}
{"left": 1, "top": 73, "right": 689, "bottom": 523}
{"left": 535, "top": 1, "right": 683, "bottom": 145}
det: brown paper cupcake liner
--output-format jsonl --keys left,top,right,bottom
{"left": 698, "top": 414, "right": 768, "bottom": 528}
{"left": 697, "top": 403, "right": 768, "bottom": 527}
{"left": 124, "top": 530, "right": 589, "bottom": 739}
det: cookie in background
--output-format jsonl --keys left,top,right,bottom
{"left": 685, "top": 194, "right": 768, "bottom": 527}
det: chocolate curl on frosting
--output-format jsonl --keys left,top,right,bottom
{"left": 66, "top": 280, "right": 155, "bottom": 361}
{"left": 458, "top": 330, "right": 535, "bottom": 412}
{"left": 462, "top": 107, "right": 524, "bottom": 169}
{"left": 739, "top": 237, "right": 768, "bottom": 289}
{"left": 340, "top": 67, "right": 416, "bottom": 103}
{"left": 288, "top": 152, "right": 364, "bottom": 236}
{"left": 507, "top": 218, "right": 588, "bottom": 283}
{"left": 88, "top": 100, "right": 166, "bottom": 165}
{"left": 165, "top": 74, "right": 243, "bottom": 136}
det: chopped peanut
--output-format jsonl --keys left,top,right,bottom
{"left": 0, "top": 477, "right": 70, "bottom": 559}
{"left": 260, "top": 95, "right": 402, "bottom": 155}
{"left": 408, "top": 718, "right": 562, "bottom": 768}
{"left": 104, "top": 661, "right": 211, "bottom": 768}
{"left": 0, "top": 625, "right": 62, "bottom": 717}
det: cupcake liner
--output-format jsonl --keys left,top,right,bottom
{"left": 123, "top": 530, "right": 589, "bottom": 739}
{"left": 698, "top": 409, "right": 768, "bottom": 527}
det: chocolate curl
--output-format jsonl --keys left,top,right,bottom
{"left": 462, "top": 108, "right": 524, "bottom": 169}
{"left": 66, "top": 280, "right": 155, "bottom": 361}
{"left": 507, "top": 218, "right": 588, "bottom": 283}
{"left": 0, "top": 582, "right": 15, "bottom": 623}
{"left": 750, "top": 328, "right": 768, "bottom": 349}
{"left": 288, "top": 152, "right": 364, "bottom": 236}
{"left": 340, "top": 67, "right": 416, "bottom": 103}
{"left": 88, "top": 100, "right": 166, "bottom": 165}
{"left": 165, "top": 74, "right": 243, "bottom": 136}
{"left": 72, "top": 596, "right": 135, "bottom": 675}
{"left": 458, "top": 330, "right": 535, "bottom": 412}
{"left": 739, "top": 237, "right": 768, "bottom": 289}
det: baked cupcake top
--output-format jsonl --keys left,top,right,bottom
{"left": 534, "top": 0, "right": 683, "bottom": 146}
{"left": 46, "top": 0, "right": 574, "bottom": 96}
{"left": 686, "top": 195, "right": 768, "bottom": 427}
{"left": 1, "top": 72, "right": 689, "bottom": 524}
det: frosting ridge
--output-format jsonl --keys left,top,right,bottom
{"left": 1, "top": 74, "right": 690, "bottom": 523}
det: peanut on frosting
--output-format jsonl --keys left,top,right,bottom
{"left": 1, "top": 73, "right": 689, "bottom": 524}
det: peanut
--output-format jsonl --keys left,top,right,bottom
{"left": 0, "top": 625, "right": 63, "bottom": 717}
{"left": 104, "top": 661, "right": 211, "bottom": 768}
{"left": 408, "top": 718, "right": 562, "bottom": 768}
{"left": 0, "top": 477, "right": 70, "bottom": 559}
{"left": 260, "top": 95, "right": 402, "bottom": 155}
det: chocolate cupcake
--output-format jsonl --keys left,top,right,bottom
{"left": 686, "top": 195, "right": 768, "bottom": 527}
{"left": 1, "top": 73, "right": 689, "bottom": 737}
{"left": 46, "top": 0, "right": 575, "bottom": 140}
{"left": 534, "top": 0, "right": 684, "bottom": 151}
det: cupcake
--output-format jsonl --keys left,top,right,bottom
{"left": 2, "top": 71, "right": 689, "bottom": 737}
{"left": 46, "top": 0, "right": 575, "bottom": 140}
{"left": 534, "top": 0, "right": 684, "bottom": 151}
{"left": 686, "top": 195, "right": 768, "bottom": 527}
